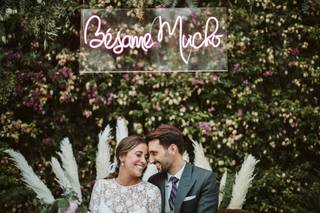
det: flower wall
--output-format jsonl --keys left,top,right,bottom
{"left": 0, "top": 0, "right": 319, "bottom": 212}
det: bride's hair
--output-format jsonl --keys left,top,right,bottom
{"left": 105, "top": 135, "right": 146, "bottom": 179}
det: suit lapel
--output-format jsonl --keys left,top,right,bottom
{"left": 174, "top": 163, "right": 195, "bottom": 213}
{"left": 158, "top": 172, "right": 166, "bottom": 213}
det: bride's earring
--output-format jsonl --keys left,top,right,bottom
{"left": 121, "top": 161, "right": 125, "bottom": 166}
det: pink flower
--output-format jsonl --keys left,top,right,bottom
{"left": 199, "top": 122, "right": 211, "bottom": 136}
{"left": 262, "top": 70, "right": 272, "bottom": 77}
{"left": 152, "top": 41, "right": 161, "bottom": 49}
{"left": 83, "top": 110, "right": 92, "bottom": 118}
{"left": 122, "top": 74, "right": 129, "bottom": 81}
{"left": 58, "top": 200, "right": 79, "bottom": 213}
{"left": 243, "top": 80, "right": 249, "bottom": 85}
{"left": 107, "top": 93, "right": 114, "bottom": 105}
{"left": 58, "top": 67, "right": 72, "bottom": 78}
{"left": 131, "top": 74, "right": 140, "bottom": 83}
{"left": 290, "top": 48, "right": 300, "bottom": 56}
{"left": 192, "top": 79, "right": 204, "bottom": 85}
{"left": 233, "top": 63, "right": 240, "bottom": 70}
{"left": 211, "top": 75, "right": 220, "bottom": 81}
{"left": 97, "top": 96, "right": 106, "bottom": 105}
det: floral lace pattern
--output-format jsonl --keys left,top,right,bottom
{"left": 89, "top": 178, "right": 161, "bottom": 213}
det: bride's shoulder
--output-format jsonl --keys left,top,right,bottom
{"left": 94, "top": 178, "right": 114, "bottom": 187}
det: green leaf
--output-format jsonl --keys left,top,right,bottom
{"left": 220, "top": 173, "right": 235, "bottom": 208}
{"left": 57, "top": 198, "right": 69, "bottom": 209}
{"left": 76, "top": 205, "right": 88, "bottom": 213}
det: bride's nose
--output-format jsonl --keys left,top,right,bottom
{"left": 141, "top": 156, "right": 147, "bottom": 165}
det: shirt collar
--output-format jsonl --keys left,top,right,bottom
{"left": 167, "top": 161, "right": 186, "bottom": 182}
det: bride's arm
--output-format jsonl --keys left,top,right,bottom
{"left": 89, "top": 180, "right": 103, "bottom": 213}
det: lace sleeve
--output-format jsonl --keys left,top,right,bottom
{"left": 147, "top": 185, "right": 161, "bottom": 213}
{"left": 89, "top": 180, "right": 103, "bottom": 213}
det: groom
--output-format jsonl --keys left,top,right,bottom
{"left": 147, "top": 125, "right": 219, "bottom": 213}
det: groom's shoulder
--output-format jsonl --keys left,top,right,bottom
{"left": 148, "top": 172, "right": 166, "bottom": 184}
{"left": 192, "top": 164, "right": 213, "bottom": 174}
{"left": 188, "top": 164, "right": 216, "bottom": 180}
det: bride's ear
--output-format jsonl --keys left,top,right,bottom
{"left": 119, "top": 154, "right": 126, "bottom": 165}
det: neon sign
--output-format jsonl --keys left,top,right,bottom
{"left": 80, "top": 8, "right": 227, "bottom": 73}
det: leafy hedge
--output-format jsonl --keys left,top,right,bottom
{"left": 1, "top": 0, "right": 319, "bottom": 212}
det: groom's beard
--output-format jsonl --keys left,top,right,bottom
{"left": 156, "top": 151, "right": 173, "bottom": 173}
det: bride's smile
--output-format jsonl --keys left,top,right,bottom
{"left": 119, "top": 143, "right": 149, "bottom": 180}
{"left": 90, "top": 135, "right": 161, "bottom": 213}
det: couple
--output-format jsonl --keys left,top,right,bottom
{"left": 89, "top": 125, "right": 219, "bottom": 213}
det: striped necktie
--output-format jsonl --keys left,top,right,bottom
{"left": 169, "top": 176, "right": 179, "bottom": 211}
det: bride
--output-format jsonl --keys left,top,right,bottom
{"left": 89, "top": 135, "right": 161, "bottom": 213}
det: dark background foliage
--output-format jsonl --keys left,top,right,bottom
{"left": 0, "top": 0, "right": 319, "bottom": 212}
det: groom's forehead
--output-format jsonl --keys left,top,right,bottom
{"left": 148, "top": 139, "right": 165, "bottom": 150}
{"left": 148, "top": 139, "right": 160, "bottom": 147}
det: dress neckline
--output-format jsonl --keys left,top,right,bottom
{"left": 113, "top": 178, "right": 143, "bottom": 188}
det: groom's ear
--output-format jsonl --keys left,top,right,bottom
{"left": 168, "top": 144, "right": 178, "bottom": 155}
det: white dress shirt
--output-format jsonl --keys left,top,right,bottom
{"left": 165, "top": 162, "right": 186, "bottom": 213}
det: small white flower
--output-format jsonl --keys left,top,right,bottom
{"left": 126, "top": 199, "right": 132, "bottom": 206}
{"left": 115, "top": 205, "right": 123, "bottom": 212}
{"left": 6, "top": 8, "right": 13, "bottom": 15}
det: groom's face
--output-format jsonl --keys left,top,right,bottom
{"left": 148, "top": 139, "right": 173, "bottom": 172}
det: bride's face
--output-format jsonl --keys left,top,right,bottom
{"left": 121, "top": 143, "right": 148, "bottom": 177}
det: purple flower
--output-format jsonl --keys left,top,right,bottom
{"left": 123, "top": 74, "right": 129, "bottom": 81}
{"left": 262, "top": 70, "right": 272, "bottom": 77}
{"left": 211, "top": 75, "right": 220, "bottom": 81}
{"left": 233, "top": 63, "right": 240, "bottom": 70}
{"left": 192, "top": 79, "right": 204, "bottom": 85}
{"left": 192, "top": 17, "right": 197, "bottom": 25}
{"left": 58, "top": 67, "right": 72, "bottom": 78}
{"left": 107, "top": 93, "right": 114, "bottom": 105}
{"left": 291, "top": 48, "right": 300, "bottom": 56}
{"left": 15, "top": 84, "right": 22, "bottom": 95}
{"left": 6, "top": 51, "right": 22, "bottom": 61}
{"left": 97, "top": 96, "right": 106, "bottom": 105}
{"left": 131, "top": 74, "right": 140, "bottom": 83}
{"left": 152, "top": 42, "right": 161, "bottom": 49}
{"left": 199, "top": 122, "right": 211, "bottom": 136}
{"left": 243, "top": 80, "right": 249, "bottom": 85}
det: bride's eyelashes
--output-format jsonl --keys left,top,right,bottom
{"left": 135, "top": 151, "right": 148, "bottom": 162}
{"left": 135, "top": 151, "right": 143, "bottom": 158}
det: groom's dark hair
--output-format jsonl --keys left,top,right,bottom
{"left": 146, "top": 124, "right": 185, "bottom": 154}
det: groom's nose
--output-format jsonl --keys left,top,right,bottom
{"left": 148, "top": 155, "right": 155, "bottom": 164}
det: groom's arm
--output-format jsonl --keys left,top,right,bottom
{"left": 197, "top": 172, "right": 219, "bottom": 213}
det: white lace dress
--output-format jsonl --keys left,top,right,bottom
{"left": 89, "top": 178, "right": 161, "bottom": 213}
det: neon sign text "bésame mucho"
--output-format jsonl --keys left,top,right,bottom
{"left": 84, "top": 15, "right": 223, "bottom": 64}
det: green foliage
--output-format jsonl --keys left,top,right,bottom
{"left": 295, "top": 190, "right": 320, "bottom": 213}
{"left": 219, "top": 172, "right": 235, "bottom": 208}
{"left": 0, "top": 0, "right": 319, "bottom": 212}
